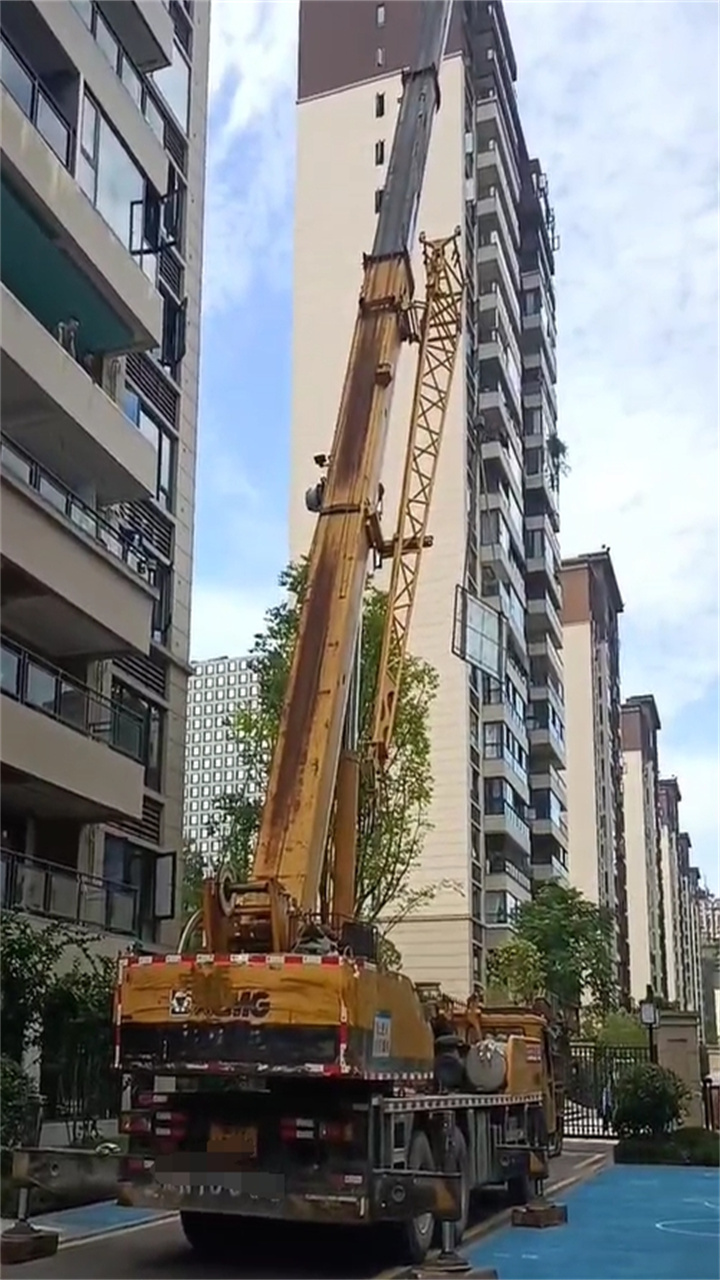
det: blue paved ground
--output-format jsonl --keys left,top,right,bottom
{"left": 27, "top": 1201, "right": 172, "bottom": 1241}
{"left": 466, "top": 1165, "right": 720, "bottom": 1280}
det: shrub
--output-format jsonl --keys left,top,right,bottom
{"left": 615, "top": 1127, "right": 719, "bottom": 1167}
{"left": 613, "top": 1062, "right": 689, "bottom": 1138}
{"left": 0, "top": 1056, "right": 36, "bottom": 1148}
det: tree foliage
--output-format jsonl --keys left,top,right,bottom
{"left": 40, "top": 955, "right": 116, "bottom": 1144}
{"left": 580, "top": 1007, "right": 647, "bottom": 1047}
{"left": 513, "top": 883, "right": 616, "bottom": 1013}
{"left": 0, "top": 1057, "right": 36, "bottom": 1148}
{"left": 192, "top": 560, "right": 446, "bottom": 941}
{"left": 0, "top": 912, "right": 94, "bottom": 1064}
{"left": 486, "top": 938, "right": 547, "bottom": 1005}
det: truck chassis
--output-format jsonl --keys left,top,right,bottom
{"left": 118, "top": 1073, "right": 549, "bottom": 1263}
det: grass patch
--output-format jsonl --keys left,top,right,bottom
{"left": 614, "top": 1127, "right": 719, "bottom": 1167}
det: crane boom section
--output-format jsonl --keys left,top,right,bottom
{"left": 251, "top": 0, "right": 453, "bottom": 911}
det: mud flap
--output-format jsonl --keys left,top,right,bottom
{"left": 371, "top": 1169, "right": 463, "bottom": 1222}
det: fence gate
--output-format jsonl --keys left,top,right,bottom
{"left": 564, "top": 1041, "right": 650, "bottom": 1140}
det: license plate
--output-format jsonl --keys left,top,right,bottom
{"left": 207, "top": 1124, "right": 257, "bottom": 1157}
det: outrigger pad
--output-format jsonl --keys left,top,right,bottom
{"left": 511, "top": 1198, "right": 568, "bottom": 1229}
{"left": 1, "top": 1223, "right": 59, "bottom": 1265}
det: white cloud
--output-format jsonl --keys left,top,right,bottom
{"left": 202, "top": 0, "right": 298, "bottom": 313}
{"left": 190, "top": 582, "right": 280, "bottom": 661}
{"left": 504, "top": 0, "right": 719, "bottom": 722}
{"left": 504, "top": 2, "right": 719, "bottom": 881}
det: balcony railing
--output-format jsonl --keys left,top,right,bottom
{"left": 485, "top": 799, "right": 530, "bottom": 843}
{"left": 0, "top": 35, "right": 74, "bottom": 169}
{"left": 1, "top": 437, "right": 160, "bottom": 585}
{"left": 1, "top": 636, "right": 145, "bottom": 763}
{"left": 486, "top": 853, "right": 531, "bottom": 893}
{"left": 1, "top": 848, "right": 138, "bottom": 936}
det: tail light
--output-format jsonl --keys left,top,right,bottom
{"left": 120, "top": 1114, "right": 152, "bottom": 1135}
{"left": 319, "top": 1120, "right": 355, "bottom": 1144}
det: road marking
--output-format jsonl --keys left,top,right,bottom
{"left": 56, "top": 1213, "right": 177, "bottom": 1252}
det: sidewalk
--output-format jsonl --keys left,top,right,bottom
{"left": 0, "top": 1202, "right": 173, "bottom": 1245}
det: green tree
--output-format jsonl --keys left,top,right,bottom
{"left": 0, "top": 912, "right": 92, "bottom": 1065}
{"left": 191, "top": 560, "right": 448, "bottom": 945}
{"left": 580, "top": 1007, "right": 647, "bottom": 1047}
{"left": 40, "top": 955, "right": 116, "bottom": 1145}
{"left": 514, "top": 883, "right": 616, "bottom": 1013}
{"left": 486, "top": 938, "right": 547, "bottom": 1005}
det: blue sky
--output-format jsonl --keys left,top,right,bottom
{"left": 191, "top": 2, "right": 719, "bottom": 890}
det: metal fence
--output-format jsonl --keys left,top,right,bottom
{"left": 564, "top": 1041, "right": 651, "bottom": 1140}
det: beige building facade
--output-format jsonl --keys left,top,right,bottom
{"left": 560, "top": 550, "right": 630, "bottom": 1003}
{"left": 292, "top": 0, "right": 566, "bottom": 993}
{"left": 621, "top": 696, "right": 667, "bottom": 1002}
{"left": 1, "top": 0, "right": 208, "bottom": 953}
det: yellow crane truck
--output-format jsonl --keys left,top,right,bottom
{"left": 113, "top": 1, "right": 561, "bottom": 1263}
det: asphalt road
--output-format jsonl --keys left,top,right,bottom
{"left": 12, "top": 1145, "right": 607, "bottom": 1279}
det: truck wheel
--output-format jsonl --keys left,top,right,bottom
{"left": 433, "top": 1127, "right": 470, "bottom": 1248}
{"left": 180, "top": 1211, "right": 231, "bottom": 1260}
{"left": 400, "top": 1128, "right": 436, "bottom": 1264}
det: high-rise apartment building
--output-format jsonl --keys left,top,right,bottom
{"left": 560, "top": 550, "right": 630, "bottom": 1002}
{"left": 0, "top": 0, "right": 208, "bottom": 952}
{"left": 291, "top": 0, "right": 566, "bottom": 992}
{"left": 183, "top": 656, "right": 260, "bottom": 858}
{"left": 621, "top": 696, "right": 667, "bottom": 1002}
{"left": 676, "top": 832, "right": 703, "bottom": 1016}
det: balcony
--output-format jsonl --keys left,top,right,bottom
{"left": 477, "top": 237, "right": 520, "bottom": 327}
{"left": 475, "top": 98, "right": 521, "bottom": 201}
{"left": 486, "top": 852, "right": 532, "bottom": 897}
{"left": 531, "top": 802, "right": 569, "bottom": 851}
{"left": 1, "top": 97, "right": 161, "bottom": 352}
{"left": 1, "top": 636, "right": 145, "bottom": 822}
{"left": 36, "top": 3, "right": 168, "bottom": 196}
{"left": 527, "top": 592, "right": 563, "bottom": 651}
{"left": 96, "top": 0, "right": 174, "bottom": 73}
{"left": 531, "top": 852, "right": 569, "bottom": 885}
{"left": 484, "top": 801, "right": 531, "bottom": 857}
{"left": 1, "top": 848, "right": 138, "bottom": 937}
{"left": 1, "top": 440, "right": 157, "bottom": 657}
{"left": 482, "top": 742, "right": 530, "bottom": 803}
{"left": 1, "top": 285, "right": 157, "bottom": 502}
{"left": 527, "top": 708, "right": 566, "bottom": 770}
{"left": 0, "top": 33, "right": 74, "bottom": 169}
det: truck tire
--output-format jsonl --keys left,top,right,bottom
{"left": 433, "top": 1126, "right": 470, "bottom": 1248}
{"left": 180, "top": 1211, "right": 232, "bottom": 1260}
{"left": 399, "top": 1128, "right": 437, "bottom": 1265}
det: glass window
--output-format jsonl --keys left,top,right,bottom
{"left": 96, "top": 116, "right": 144, "bottom": 247}
{"left": 151, "top": 41, "right": 190, "bottom": 131}
{"left": 138, "top": 405, "right": 159, "bottom": 452}
{"left": 95, "top": 13, "right": 120, "bottom": 71}
{"left": 71, "top": 0, "right": 92, "bottom": 27}
{"left": 81, "top": 94, "right": 98, "bottom": 162}
{"left": 121, "top": 55, "right": 142, "bottom": 108}
{"left": 144, "top": 93, "right": 164, "bottom": 142}
{"left": 1, "top": 39, "right": 33, "bottom": 116}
